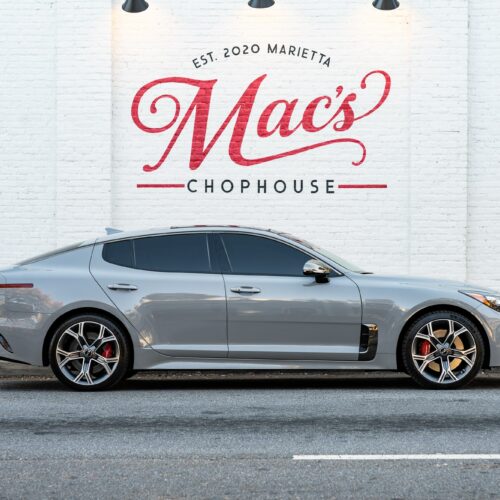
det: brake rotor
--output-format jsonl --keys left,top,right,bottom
{"left": 427, "top": 328, "right": 464, "bottom": 372}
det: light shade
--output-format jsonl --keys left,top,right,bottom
{"left": 122, "top": 0, "right": 149, "bottom": 13}
{"left": 372, "top": 0, "right": 400, "bottom": 10}
{"left": 248, "top": 0, "right": 275, "bottom": 8}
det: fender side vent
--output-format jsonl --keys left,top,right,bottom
{"left": 359, "top": 323, "right": 378, "bottom": 361}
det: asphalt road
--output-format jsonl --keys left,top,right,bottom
{"left": 1, "top": 371, "right": 500, "bottom": 499}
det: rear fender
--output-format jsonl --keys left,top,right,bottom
{"left": 0, "top": 247, "right": 144, "bottom": 366}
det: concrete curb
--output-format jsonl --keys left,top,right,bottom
{"left": 1, "top": 360, "right": 499, "bottom": 380}
{"left": 0, "top": 361, "right": 406, "bottom": 379}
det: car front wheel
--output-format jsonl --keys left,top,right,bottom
{"left": 402, "top": 311, "right": 484, "bottom": 389}
{"left": 49, "top": 314, "right": 130, "bottom": 391}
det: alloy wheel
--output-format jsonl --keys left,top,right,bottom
{"left": 55, "top": 321, "right": 120, "bottom": 386}
{"left": 411, "top": 319, "right": 477, "bottom": 385}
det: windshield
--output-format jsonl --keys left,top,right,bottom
{"left": 278, "top": 232, "right": 367, "bottom": 273}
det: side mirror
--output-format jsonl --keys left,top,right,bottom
{"left": 303, "top": 259, "right": 332, "bottom": 283}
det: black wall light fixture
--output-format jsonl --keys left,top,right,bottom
{"left": 248, "top": 0, "right": 275, "bottom": 8}
{"left": 122, "top": 0, "right": 149, "bottom": 13}
{"left": 372, "top": 0, "right": 400, "bottom": 9}
{"left": 121, "top": 0, "right": 397, "bottom": 14}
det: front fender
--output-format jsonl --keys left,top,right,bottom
{"left": 356, "top": 280, "right": 489, "bottom": 368}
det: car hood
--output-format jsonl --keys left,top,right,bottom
{"left": 350, "top": 273, "right": 500, "bottom": 295}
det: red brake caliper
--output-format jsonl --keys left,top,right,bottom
{"left": 419, "top": 340, "right": 431, "bottom": 356}
{"left": 102, "top": 343, "right": 113, "bottom": 359}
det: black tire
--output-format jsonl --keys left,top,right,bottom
{"left": 125, "top": 369, "right": 139, "bottom": 380}
{"left": 402, "top": 310, "right": 484, "bottom": 389}
{"left": 49, "top": 314, "right": 131, "bottom": 391}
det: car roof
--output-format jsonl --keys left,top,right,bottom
{"left": 92, "top": 225, "right": 281, "bottom": 244}
{"left": 18, "top": 226, "right": 287, "bottom": 266}
{"left": 18, "top": 226, "right": 353, "bottom": 275}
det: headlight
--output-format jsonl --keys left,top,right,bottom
{"left": 460, "top": 291, "right": 500, "bottom": 312}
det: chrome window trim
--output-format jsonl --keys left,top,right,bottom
{"left": 99, "top": 229, "right": 345, "bottom": 278}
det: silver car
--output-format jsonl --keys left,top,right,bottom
{"left": 1, "top": 226, "right": 499, "bottom": 391}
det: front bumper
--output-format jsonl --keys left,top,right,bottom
{"left": 474, "top": 303, "right": 500, "bottom": 367}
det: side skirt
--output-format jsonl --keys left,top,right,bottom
{"left": 133, "top": 351, "right": 394, "bottom": 371}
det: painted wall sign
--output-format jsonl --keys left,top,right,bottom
{"left": 192, "top": 43, "right": 335, "bottom": 69}
{"left": 130, "top": 43, "right": 392, "bottom": 194}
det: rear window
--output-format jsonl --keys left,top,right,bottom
{"left": 102, "top": 240, "right": 134, "bottom": 268}
{"left": 17, "top": 242, "right": 85, "bottom": 266}
{"left": 134, "top": 234, "right": 210, "bottom": 273}
{"left": 102, "top": 234, "right": 211, "bottom": 273}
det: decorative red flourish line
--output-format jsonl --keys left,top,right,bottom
{"left": 137, "top": 184, "right": 186, "bottom": 188}
{"left": 338, "top": 184, "right": 388, "bottom": 189}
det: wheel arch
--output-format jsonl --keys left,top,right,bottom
{"left": 42, "top": 307, "right": 135, "bottom": 369}
{"left": 396, "top": 304, "right": 491, "bottom": 371}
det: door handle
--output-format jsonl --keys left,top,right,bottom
{"left": 230, "top": 286, "right": 261, "bottom": 294}
{"left": 107, "top": 283, "right": 138, "bottom": 291}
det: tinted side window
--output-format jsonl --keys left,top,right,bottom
{"left": 134, "top": 234, "right": 210, "bottom": 273}
{"left": 102, "top": 240, "right": 134, "bottom": 268}
{"left": 221, "top": 234, "right": 310, "bottom": 277}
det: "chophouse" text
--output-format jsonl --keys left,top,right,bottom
{"left": 186, "top": 178, "right": 336, "bottom": 195}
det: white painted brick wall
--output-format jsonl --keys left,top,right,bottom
{"left": 408, "top": 1, "right": 468, "bottom": 280}
{"left": 55, "top": 0, "right": 113, "bottom": 246}
{"left": 0, "top": 0, "right": 499, "bottom": 290}
{"left": 467, "top": 0, "right": 500, "bottom": 290}
{"left": 0, "top": 1, "right": 56, "bottom": 263}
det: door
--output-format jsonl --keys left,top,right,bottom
{"left": 216, "top": 233, "right": 362, "bottom": 360}
{"left": 90, "top": 233, "right": 228, "bottom": 357}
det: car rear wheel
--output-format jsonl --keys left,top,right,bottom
{"left": 402, "top": 311, "right": 484, "bottom": 389}
{"left": 49, "top": 314, "right": 130, "bottom": 391}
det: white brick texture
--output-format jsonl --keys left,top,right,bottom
{"left": 0, "top": 0, "right": 499, "bottom": 290}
